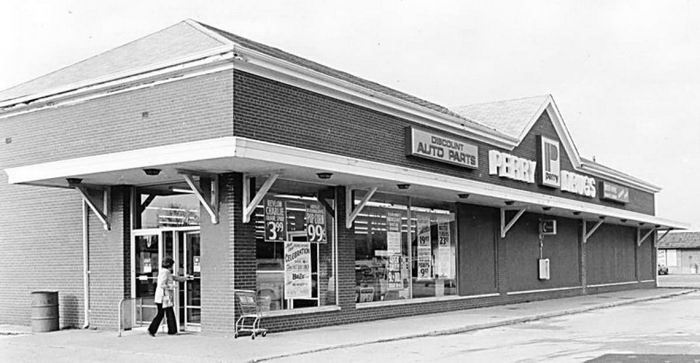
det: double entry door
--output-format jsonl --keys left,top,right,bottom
{"left": 132, "top": 227, "right": 201, "bottom": 331}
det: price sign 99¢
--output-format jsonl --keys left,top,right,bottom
{"left": 307, "top": 224, "right": 325, "bottom": 242}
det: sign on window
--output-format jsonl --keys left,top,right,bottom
{"left": 264, "top": 198, "right": 286, "bottom": 242}
{"left": 284, "top": 242, "right": 312, "bottom": 299}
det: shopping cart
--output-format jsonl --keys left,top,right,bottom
{"left": 234, "top": 289, "right": 268, "bottom": 339}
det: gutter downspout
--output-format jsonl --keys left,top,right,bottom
{"left": 82, "top": 200, "right": 90, "bottom": 328}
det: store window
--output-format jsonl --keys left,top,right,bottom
{"left": 135, "top": 183, "right": 200, "bottom": 229}
{"left": 254, "top": 179, "right": 337, "bottom": 311}
{"left": 354, "top": 194, "right": 456, "bottom": 303}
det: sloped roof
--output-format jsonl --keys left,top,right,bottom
{"left": 0, "top": 19, "right": 495, "bottom": 134}
{"left": 451, "top": 95, "right": 550, "bottom": 139}
{"left": 0, "top": 21, "right": 228, "bottom": 103}
{"left": 196, "top": 22, "right": 485, "bottom": 128}
{"left": 658, "top": 232, "right": 700, "bottom": 249}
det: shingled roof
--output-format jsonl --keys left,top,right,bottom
{"left": 0, "top": 19, "right": 500, "bottom": 136}
{"left": 0, "top": 21, "right": 228, "bottom": 103}
{"left": 196, "top": 21, "right": 493, "bottom": 131}
{"left": 451, "top": 95, "right": 550, "bottom": 139}
{"left": 657, "top": 232, "right": 700, "bottom": 249}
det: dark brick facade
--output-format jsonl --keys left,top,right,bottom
{"left": 231, "top": 70, "right": 655, "bottom": 215}
{"left": 0, "top": 66, "right": 659, "bottom": 333}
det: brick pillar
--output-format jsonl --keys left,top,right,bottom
{"left": 87, "top": 186, "right": 130, "bottom": 329}
{"left": 334, "top": 186, "right": 357, "bottom": 309}
{"left": 580, "top": 221, "right": 588, "bottom": 294}
{"left": 496, "top": 220, "right": 507, "bottom": 295}
{"left": 200, "top": 173, "right": 256, "bottom": 335}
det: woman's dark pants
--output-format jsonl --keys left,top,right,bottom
{"left": 148, "top": 303, "right": 177, "bottom": 335}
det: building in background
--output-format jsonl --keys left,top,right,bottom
{"left": 0, "top": 20, "right": 688, "bottom": 334}
{"left": 657, "top": 232, "right": 700, "bottom": 274}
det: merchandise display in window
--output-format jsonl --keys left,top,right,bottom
{"left": 354, "top": 196, "right": 457, "bottom": 303}
{"left": 254, "top": 180, "right": 337, "bottom": 311}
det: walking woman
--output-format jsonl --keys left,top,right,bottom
{"left": 148, "top": 257, "right": 190, "bottom": 336}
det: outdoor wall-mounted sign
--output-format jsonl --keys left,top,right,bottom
{"left": 561, "top": 170, "right": 596, "bottom": 198}
{"left": 406, "top": 127, "right": 478, "bottom": 169}
{"left": 488, "top": 150, "right": 536, "bottom": 183}
{"left": 538, "top": 136, "right": 561, "bottom": 188}
{"left": 600, "top": 181, "right": 629, "bottom": 203}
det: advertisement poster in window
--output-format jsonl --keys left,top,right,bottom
{"left": 417, "top": 214, "right": 432, "bottom": 280}
{"left": 264, "top": 198, "right": 286, "bottom": 242}
{"left": 284, "top": 242, "right": 312, "bottom": 299}
{"left": 437, "top": 222, "right": 452, "bottom": 278}
{"left": 305, "top": 202, "right": 326, "bottom": 243}
{"left": 386, "top": 212, "right": 403, "bottom": 289}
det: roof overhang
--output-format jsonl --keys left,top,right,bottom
{"left": 4, "top": 136, "right": 689, "bottom": 230}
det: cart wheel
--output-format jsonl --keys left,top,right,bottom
{"left": 262, "top": 331, "right": 267, "bottom": 337}
{"left": 234, "top": 333, "right": 238, "bottom": 339}
{"left": 251, "top": 333, "right": 255, "bottom": 340}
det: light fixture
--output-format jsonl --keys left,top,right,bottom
{"left": 573, "top": 211, "right": 581, "bottom": 216}
{"left": 620, "top": 219, "right": 628, "bottom": 223}
{"left": 397, "top": 184, "right": 411, "bottom": 190}
{"left": 542, "top": 207, "right": 551, "bottom": 211}
{"left": 639, "top": 222, "right": 645, "bottom": 226}
{"left": 171, "top": 187, "right": 195, "bottom": 194}
{"left": 316, "top": 172, "right": 333, "bottom": 180}
{"left": 66, "top": 178, "right": 83, "bottom": 186}
{"left": 505, "top": 200, "right": 515, "bottom": 206}
{"left": 458, "top": 193, "right": 470, "bottom": 199}
{"left": 655, "top": 225, "right": 661, "bottom": 229}
{"left": 599, "top": 216, "right": 606, "bottom": 220}
{"left": 143, "top": 168, "right": 161, "bottom": 176}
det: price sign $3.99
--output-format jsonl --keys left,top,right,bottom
{"left": 267, "top": 221, "right": 284, "bottom": 241}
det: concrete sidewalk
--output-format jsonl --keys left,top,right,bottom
{"left": 1, "top": 288, "right": 696, "bottom": 363}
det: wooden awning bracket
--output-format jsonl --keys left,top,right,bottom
{"left": 139, "top": 194, "right": 156, "bottom": 216}
{"left": 316, "top": 188, "right": 336, "bottom": 217}
{"left": 179, "top": 171, "right": 220, "bottom": 225}
{"left": 346, "top": 187, "right": 378, "bottom": 229}
{"left": 500, "top": 207, "right": 526, "bottom": 238}
{"left": 638, "top": 227, "right": 672, "bottom": 247}
{"left": 582, "top": 219, "right": 605, "bottom": 244}
{"left": 655, "top": 228, "right": 674, "bottom": 246}
{"left": 242, "top": 173, "right": 279, "bottom": 223}
{"left": 75, "top": 185, "right": 111, "bottom": 231}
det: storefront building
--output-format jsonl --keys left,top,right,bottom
{"left": 657, "top": 232, "right": 700, "bottom": 274}
{"left": 0, "top": 20, "right": 688, "bottom": 334}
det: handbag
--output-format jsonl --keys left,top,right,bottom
{"left": 161, "top": 287, "right": 173, "bottom": 308}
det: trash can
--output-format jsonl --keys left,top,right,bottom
{"left": 31, "top": 291, "right": 59, "bottom": 333}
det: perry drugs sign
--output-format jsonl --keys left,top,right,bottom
{"left": 406, "top": 127, "right": 479, "bottom": 169}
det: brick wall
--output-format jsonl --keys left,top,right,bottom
{"left": 85, "top": 186, "right": 131, "bottom": 329}
{"left": 200, "top": 174, "right": 237, "bottom": 335}
{"left": 232, "top": 70, "right": 655, "bottom": 215}
{"left": 0, "top": 171, "right": 84, "bottom": 327}
{"left": 585, "top": 224, "right": 637, "bottom": 285}
{"left": 0, "top": 70, "right": 233, "bottom": 168}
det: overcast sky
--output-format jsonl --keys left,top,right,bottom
{"left": 1, "top": 0, "right": 698, "bottom": 229}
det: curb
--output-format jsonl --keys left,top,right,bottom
{"left": 251, "top": 289, "right": 697, "bottom": 363}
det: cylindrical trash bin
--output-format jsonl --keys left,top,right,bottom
{"left": 31, "top": 291, "right": 59, "bottom": 333}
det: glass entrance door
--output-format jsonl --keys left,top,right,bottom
{"left": 133, "top": 231, "right": 161, "bottom": 325}
{"left": 131, "top": 227, "right": 200, "bottom": 331}
{"left": 178, "top": 231, "right": 201, "bottom": 329}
